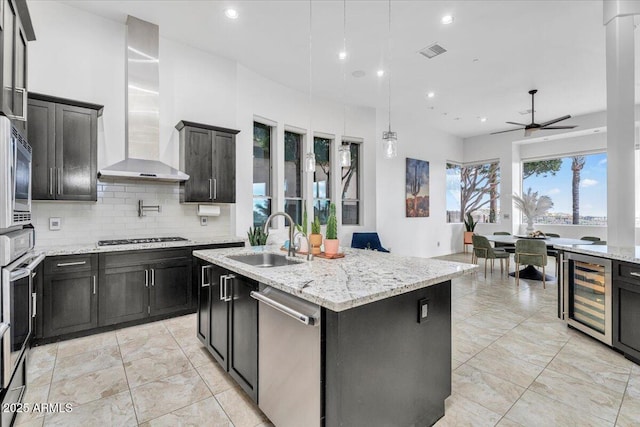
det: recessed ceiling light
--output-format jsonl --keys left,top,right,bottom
{"left": 427, "top": 92, "right": 435, "bottom": 98}
{"left": 441, "top": 15, "right": 454, "bottom": 25}
{"left": 224, "top": 8, "right": 239, "bottom": 19}
{"left": 480, "top": 117, "right": 487, "bottom": 122}
{"left": 377, "top": 69, "right": 385, "bottom": 77}
{"left": 339, "top": 51, "right": 347, "bottom": 60}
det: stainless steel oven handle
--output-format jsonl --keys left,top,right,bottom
{"left": 9, "top": 268, "right": 29, "bottom": 281}
{"left": 250, "top": 291, "right": 314, "bottom": 325}
{"left": 0, "top": 323, "right": 9, "bottom": 337}
{"left": 25, "top": 253, "right": 45, "bottom": 272}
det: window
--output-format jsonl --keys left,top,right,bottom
{"left": 341, "top": 142, "right": 360, "bottom": 225}
{"left": 522, "top": 153, "right": 607, "bottom": 225}
{"left": 446, "top": 161, "right": 500, "bottom": 223}
{"left": 284, "top": 130, "right": 303, "bottom": 224}
{"left": 313, "top": 136, "right": 332, "bottom": 224}
{"left": 253, "top": 122, "right": 272, "bottom": 227}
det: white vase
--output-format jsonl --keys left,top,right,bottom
{"left": 526, "top": 220, "right": 534, "bottom": 233}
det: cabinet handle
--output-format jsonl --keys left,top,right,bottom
{"left": 56, "top": 261, "right": 86, "bottom": 267}
{"left": 57, "top": 168, "right": 62, "bottom": 195}
{"left": 151, "top": 269, "right": 155, "bottom": 287}
{"left": 144, "top": 269, "right": 149, "bottom": 287}
{"left": 32, "top": 292, "right": 37, "bottom": 318}
{"left": 224, "top": 274, "right": 235, "bottom": 302}
{"left": 219, "top": 274, "right": 226, "bottom": 301}
{"left": 213, "top": 178, "right": 217, "bottom": 200}
{"left": 629, "top": 272, "right": 640, "bottom": 278}
{"left": 209, "top": 179, "right": 213, "bottom": 200}
{"left": 201, "top": 265, "right": 211, "bottom": 287}
{"left": 92, "top": 275, "right": 96, "bottom": 295}
{"left": 49, "top": 168, "right": 54, "bottom": 196}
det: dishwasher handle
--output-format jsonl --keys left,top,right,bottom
{"left": 250, "top": 291, "right": 316, "bottom": 326}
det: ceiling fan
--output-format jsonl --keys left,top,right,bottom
{"left": 491, "top": 89, "right": 577, "bottom": 137}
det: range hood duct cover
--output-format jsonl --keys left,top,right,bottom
{"left": 98, "top": 15, "right": 189, "bottom": 182}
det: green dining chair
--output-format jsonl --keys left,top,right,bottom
{"left": 472, "top": 235, "right": 510, "bottom": 278}
{"left": 580, "top": 236, "right": 601, "bottom": 242}
{"left": 515, "top": 239, "right": 548, "bottom": 288}
{"left": 545, "top": 233, "right": 560, "bottom": 238}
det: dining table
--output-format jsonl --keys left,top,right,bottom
{"left": 482, "top": 234, "right": 594, "bottom": 281}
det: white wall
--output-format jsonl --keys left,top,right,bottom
{"left": 374, "top": 108, "right": 464, "bottom": 258}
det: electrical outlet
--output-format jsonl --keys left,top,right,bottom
{"left": 49, "top": 217, "right": 61, "bottom": 231}
{"left": 418, "top": 298, "right": 429, "bottom": 323}
{"left": 200, "top": 217, "right": 208, "bottom": 226}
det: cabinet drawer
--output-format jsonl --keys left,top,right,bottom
{"left": 100, "top": 249, "right": 189, "bottom": 268}
{"left": 45, "top": 255, "right": 94, "bottom": 274}
{"left": 617, "top": 263, "right": 640, "bottom": 284}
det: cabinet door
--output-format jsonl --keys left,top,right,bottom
{"left": 183, "top": 127, "right": 213, "bottom": 202}
{"left": 99, "top": 265, "right": 149, "bottom": 326}
{"left": 1, "top": 0, "right": 16, "bottom": 116}
{"left": 43, "top": 270, "right": 98, "bottom": 337}
{"left": 613, "top": 278, "right": 640, "bottom": 361}
{"left": 28, "top": 99, "right": 55, "bottom": 200}
{"left": 208, "top": 265, "right": 229, "bottom": 370}
{"left": 228, "top": 275, "right": 258, "bottom": 402}
{"left": 32, "top": 261, "right": 43, "bottom": 340}
{"left": 213, "top": 132, "right": 235, "bottom": 203}
{"left": 149, "top": 258, "right": 192, "bottom": 317}
{"left": 55, "top": 104, "right": 97, "bottom": 201}
{"left": 196, "top": 260, "right": 211, "bottom": 346}
{"left": 12, "top": 20, "right": 26, "bottom": 132}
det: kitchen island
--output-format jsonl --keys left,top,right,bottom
{"left": 193, "top": 246, "right": 476, "bottom": 427}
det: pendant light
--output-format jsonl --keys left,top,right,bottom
{"left": 304, "top": 0, "right": 316, "bottom": 173}
{"left": 338, "top": 0, "right": 352, "bottom": 168}
{"left": 382, "top": 0, "right": 397, "bottom": 159}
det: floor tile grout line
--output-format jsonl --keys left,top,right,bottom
{"left": 115, "top": 333, "right": 142, "bottom": 427}
{"left": 613, "top": 364, "right": 634, "bottom": 426}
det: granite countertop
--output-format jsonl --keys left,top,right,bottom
{"left": 36, "top": 236, "right": 246, "bottom": 256}
{"left": 554, "top": 244, "right": 640, "bottom": 264}
{"left": 193, "top": 246, "right": 477, "bottom": 312}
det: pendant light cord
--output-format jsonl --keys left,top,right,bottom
{"left": 388, "top": 0, "right": 392, "bottom": 133}
{"left": 309, "top": 0, "right": 313, "bottom": 149}
{"left": 342, "top": 0, "right": 347, "bottom": 141}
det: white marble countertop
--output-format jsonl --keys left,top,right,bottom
{"left": 554, "top": 244, "right": 640, "bottom": 264}
{"left": 193, "top": 246, "right": 477, "bottom": 312}
{"left": 36, "top": 236, "right": 246, "bottom": 256}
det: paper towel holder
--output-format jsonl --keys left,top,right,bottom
{"left": 197, "top": 205, "right": 221, "bottom": 217}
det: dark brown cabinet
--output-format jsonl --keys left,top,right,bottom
{"left": 177, "top": 121, "right": 239, "bottom": 204}
{"left": 28, "top": 93, "right": 102, "bottom": 201}
{"left": 613, "top": 261, "right": 640, "bottom": 363}
{"left": 42, "top": 255, "right": 98, "bottom": 337}
{"left": 0, "top": 0, "right": 34, "bottom": 131}
{"left": 198, "top": 261, "right": 258, "bottom": 402}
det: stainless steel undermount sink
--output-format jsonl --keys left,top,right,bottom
{"left": 228, "top": 253, "right": 303, "bottom": 268}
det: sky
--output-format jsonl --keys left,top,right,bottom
{"left": 523, "top": 153, "right": 607, "bottom": 218}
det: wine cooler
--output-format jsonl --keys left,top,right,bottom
{"left": 563, "top": 252, "right": 612, "bottom": 345}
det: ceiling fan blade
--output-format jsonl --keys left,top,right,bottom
{"left": 539, "top": 115, "right": 571, "bottom": 127}
{"left": 506, "top": 121, "right": 528, "bottom": 126}
{"left": 490, "top": 128, "right": 525, "bottom": 135}
{"left": 540, "top": 125, "right": 578, "bottom": 130}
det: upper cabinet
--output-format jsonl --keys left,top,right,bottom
{"left": 0, "top": 0, "right": 36, "bottom": 134}
{"left": 177, "top": 120, "right": 240, "bottom": 204}
{"left": 28, "top": 93, "right": 103, "bottom": 201}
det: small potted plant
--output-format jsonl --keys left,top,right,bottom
{"left": 324, "top": 203, "right": 339, "bottom": 255}
{"left": 247, "top": 226, "right": 269, "bottom": 246}
{"left": 463, "top": 212, "right": 477, "bottom": 247}
{"left": 309, "top": 216, "right": 322, "bottom": 255}
{"left": 295, "top": 203, "right": 309, "bottom": 253}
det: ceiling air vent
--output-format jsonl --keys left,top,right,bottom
{"left": 418, "top": 43, "right": 447, "bottom": 59}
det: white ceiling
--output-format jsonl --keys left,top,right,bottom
{"left": 58, "top": 0, "right": 638, "bottom": 138}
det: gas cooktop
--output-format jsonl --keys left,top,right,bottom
{"left": 97, "top": 237, "right": 188, "bottom": 246}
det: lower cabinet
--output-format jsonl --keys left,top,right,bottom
{"left": 198, "top": 261, "right": 258, "bottom": 402}
{"left": 613, "top": 261, "right": 640, "bottom": 362}
{"left": 42, "top": 255, "right": 98, "bottom": 337}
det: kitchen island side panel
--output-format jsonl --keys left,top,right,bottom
{"left": 323, "top": 280, "right": 452, "bottom": 427}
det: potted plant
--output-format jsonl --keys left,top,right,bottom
{"left": 247, "top": 226, "right": 269, "bottom": 246}
{"left": 309, "top": 216, "right": 322, "bottom": 255}
{"left": 324, "top": 203, "right": 339, "bottom": 255}
{"left": 512, "top": 188, "right": 553, "bottom": 233}
{"left": 295, "top": 203, "right": 309, "bottom": 253}
{"left": 463, "top": 212, "right": 477, "bottom": 247}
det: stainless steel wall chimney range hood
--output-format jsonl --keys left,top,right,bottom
{"left": 98, "top": 16, "right": 189, "bottom": 182}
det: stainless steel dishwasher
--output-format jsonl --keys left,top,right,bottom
{"left": 251, "top": 286, "right": 321, "bottom": 427}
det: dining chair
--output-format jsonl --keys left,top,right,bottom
{"left": 472, "top": 235, "right": 510, "bottom": 278}
{"left": 350, "top": 232, "right": 390, "bottom": 252}
{"left": 580, "top": 236, "right": 601, "bottom": 242}
{"left": 515, "top": 239, "right": 548, "bottom": 288}
{"left": 545, "top": 233, "right": 560, "bottom": 238}
{"left": 591, "top": 240, "right": 607, "bottom": 245}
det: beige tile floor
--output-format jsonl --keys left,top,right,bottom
{"left": 16, "top": 252, "right": 640, "bottom": 426}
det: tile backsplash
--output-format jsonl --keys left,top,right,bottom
{"left": 32, "top": 180, "right": 232, "bottom": 247}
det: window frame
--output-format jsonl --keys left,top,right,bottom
{"left": 313, "top": 135, "right": 333, "bottom": 225}
{"left": 283, "top": 129, "right": 304, "bottom": 225}
{"left": 252, "top": 120, "right": 274, "bottom": 228}
{"left": 341, "top": 140, "right": 362, "bottom": 226}
{"left": 446, "top": 159, "right": 501, "bottom": 224}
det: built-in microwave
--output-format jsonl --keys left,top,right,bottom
{"left": 0, "top": 115, "right": 31, "bottom": 230}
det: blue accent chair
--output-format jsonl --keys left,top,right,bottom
{"left": 351, "top": 232, "right": 390, "bottom": 252}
